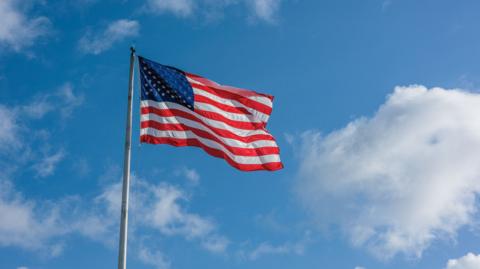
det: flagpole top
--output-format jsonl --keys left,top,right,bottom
{"left": 130, "top": 46, "right": 135, "bottom": 54}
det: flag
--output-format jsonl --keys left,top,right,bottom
{"left": 138, "top": 56, "right": 283, "bottom": 171}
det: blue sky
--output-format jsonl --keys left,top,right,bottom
{"left": 2, "top": 0, "right": 480, "bottom": 269}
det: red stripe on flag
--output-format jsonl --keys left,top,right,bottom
{"left": 190, "top": 82, "right": 273, "bottom": 116}
{"left": 194, "top": 94, "right": 252, "bottom": 115}
{"left": 141, "top": 121, "right": 280, "bottom": 156}
{"left": 140, "top": 135, "right": 284, "bottom": 172}
{"left": 141, "top": 106, "right": 267, "bottom": 131}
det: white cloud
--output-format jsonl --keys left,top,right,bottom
{"left": 144, "top": 0, "right": 282, "bottom": 23}
{"left": 79, "top": 19, "right": 140, "bottom": 55}
{"left": 355, "top": 267, "right": 366, "bottom": 269}
{"left": 0, "top": 0, "right": 51, "bottom": 52}
{"left": 89, "top": 175, "right": 228, "bottom": 255}
{"left": 0, "top": 105, "right": 20, "bottom": 151}
{"left": 175, "top": 166, "right": 200, "bottom": 185}
{"left": 248, "top": 0, "right": 281, "bottom": 22}
{"left": 57, "top": 83, "right": 84, "bottom": 118}
{"left": 22, "top": 83, "right": 84, "bottom": 119}
{"left": 237, "top": 232, "right": 310, "bottom": 261}
{"left": 0, "top": 180, "right": 67, "bottom": 256}
{"left": 145, "top": 183, "right": 215, "bottom": 239}
{"left": 145, "top": 0, "right": 194, "bottom": 17}
{"left": 246, "top": 241, "right": 305, "bottom": 260}
{"left": 0, "top": 84, "right": 85, "bottom": 255}
{"left": 17, "top": 267, "right": 29, "bottom": 269}
{"left": 138, "top": 248, "right": 171, "bottom": 269}
{"left": 296, "top": 85, "right": 480, "bottom": 259}
{"left": 138, "top": 247, "right": 171, "bottom": 269}
{"left": 201, "top": 235, "right": 229, "bottom": 253}
{"left": 446, "top": 253, "right": 480, "bottom": 269}
{"left": 33, "top": 150, "right": 65, "bottom": 178}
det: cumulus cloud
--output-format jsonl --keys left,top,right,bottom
{"left": 87, "top": 175, "right": 228, "bottom": 255}
{"left": 79, "top": 19, "right": 140, "bottom": 55}
{"left": 445, "top": 253, "right": 480, "bottom": 269}
{"left": 0, "top": 0, "right": 51, "bottom": 52}
{"left": 144, "top": 0, "right": 282, "bottom": 23}
{"left": 0, "top": 84, "right": 85, "bottom": 254}
{"left": 142, "top": 182, "right": 219, "bottom": 241}
{"left": 296, "top": 85, "right": 480, "bottom": 259}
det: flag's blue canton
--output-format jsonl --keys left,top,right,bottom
{"left": 139, "top": 56, "right": 194, "bottom": 111}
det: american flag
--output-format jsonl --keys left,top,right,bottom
{"left": 138, "top": 56, "right": 283, "bottom": 171}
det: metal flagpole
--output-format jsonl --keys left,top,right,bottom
{"left": 118, "top": 46, "right": 136, "bottom": 269}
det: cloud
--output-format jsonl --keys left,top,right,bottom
{"left": 0, "top": 105, "right": 20, "bottom": 151}
{"left": 445, "top": 253, "right": 480, "bottom": 269}
{"left": 175, "top": 166, "right": 200, "bottom": 185}
{"left": 22, "top": 83, "right": 84, "bottom": 119}
{"left": 246, "top": 241, "right": 305, "bottom": 260}
{"left": 33, "top": 150, "right": 65, "bottom": 178}
{"left": 57, "top": 83, "right": 85, "bottom": 118}
{"left": 247, "top": 0, "right": 281, "bottom": 22}
{"left": 0, "top": 180, "right": 68, "bottom": 256}
{"left": 144, "top": 0, "right": 282, "bottom": 23}
{"left": 355, "top": 267, "right": 366, "bottom": 269}
{"left": 295, "top": 85, "right": 480, "bottom": 259}
{"left": 144, "top": 183, "right": 216, "bottom": 239}
{"left": 145, "top": 0, "right": 194, "bottom": 17}
{"left": 0, "top": 0, "right": 51, "bottom": 52}
{"left": 87, "top": 175, "right": 228, "bottom": 256}
{"left": 2, "top": 83, "right": 83, "bottom": 177}
{"left": 201, "top": 235, "right": 230, "bottom": 253}
{"left": 79, "top": 19, "right": 140, "bottom": 55}
{"left": 237, "top": 231, "right": 310, "bottom": 261}
{"left": 0, "top": 84, "right": 85, "bottom": 254}
{"left": 138, "top": 248, "right": 171, "bottom": 269}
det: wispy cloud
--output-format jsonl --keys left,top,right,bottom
{"left": 138, "top": 247, "right": 171, "bottom": 269}
{"left": 0, "top": 0, "right": 51, "bottom": 52}
{"left": 175, "top": 166, "right": 200, "bottom": 185}
{"left": 145, "top": 0, "right": 194, "bottom": 17}
{"left": 246, "top": 241, "right": 306, "bottom": 260}
{"left": 0, "top": 180, "right": 68, "bottom": 257}
{"left": 0, "top": 106, "right": 20, "bottom": 151}
{"left": 247, "top": 0, "right": 281, "bottom": 23}
{"left": 22, "top": 83, "right": 84, "bottom": 119}
{"left": 295, "top": 85, "right": 480, "bottom": 259}
{"left": 0, "top": 83, "right": 82, "bottom": 180}
{"left": 144, "top": 0, "right": 283, "bottom": 23}
{"left": 237, "top": 232, "right": 311, "bottom": 261}
{"left": 79, "top": 19, "right": 140, "bottom": 55}
{"left": 33, "top": 150, "right": 65, "bottom": 178}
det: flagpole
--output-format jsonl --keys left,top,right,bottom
{"left": 118, "top": 46, "right": 135, "bottom": 269}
